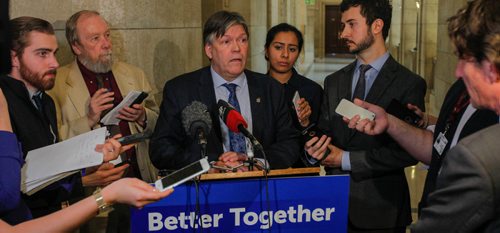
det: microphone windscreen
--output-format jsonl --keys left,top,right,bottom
{"left": 181, "top": 101, "right": 212, "bottom": 136}
{"left": 226, "top": 110, "right": 247, "bottom": 133}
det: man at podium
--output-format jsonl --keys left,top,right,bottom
{"left": 150, "top": 11, "right": 300, "bottom": 173}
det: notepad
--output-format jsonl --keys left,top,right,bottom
{"left": 21, "top": 128, "right": 107, "bottom": 195}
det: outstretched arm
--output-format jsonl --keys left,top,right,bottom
{"left": 348, "top": 99, "right": 434, "bottom": 164}
{"left": 0, "top": 178, "right": 173, "bottom": 233}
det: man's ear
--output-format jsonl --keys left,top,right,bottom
{"left": 10, "top": 50, "right": 19, "bottom": 68}
{"left": 71, "top": 42, "right": 82, "bottom": 55}
{"left": 204, "top": 43, "right": 213, "bottom": 60}
{"left": 483, "top": 60, "right": 499, "bottom": 83}
{"left": 371, "top": 19, "right": 384, "bottom": 36}
{"left": 491, "top": 64, "right": 499, "bottom": 83}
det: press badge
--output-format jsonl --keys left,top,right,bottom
{"left": 434, "top": 132, "right": 448, "bottom": 155}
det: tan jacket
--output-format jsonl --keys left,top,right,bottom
{"left": 48, "top": 60, "right": 159, "bottom": 182}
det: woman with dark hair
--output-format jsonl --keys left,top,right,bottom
{"left": 264, "top": 23, "right": 323, "bottom": 167}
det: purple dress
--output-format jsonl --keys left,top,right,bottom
{"left": 0, "top": 131, "right": 32, "bottom": 224}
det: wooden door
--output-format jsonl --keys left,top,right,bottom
{"left": 325, "top": 5, "right": 349, "bottom": 56}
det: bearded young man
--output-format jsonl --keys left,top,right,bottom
{"left": 0, "top": 16, "right": 85, "bottom": 219}
{"left": 304, "top": 0, "right": 426, "bottom": 232}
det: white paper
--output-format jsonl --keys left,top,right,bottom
{"left": 22, "top": 171, "right": 78, "bottom": 195}
{"left": 100, "top": 90, "right": 143, "bottom": 125}
{"left": 21, "top": 127, "right": 106, "bottom": 184}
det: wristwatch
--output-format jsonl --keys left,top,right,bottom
{"left": 93, "top": 188, "right": 114, "bottom": 214}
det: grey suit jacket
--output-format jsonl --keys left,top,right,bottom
{"left": 413, "top": 123, "right": 500, "bottom": 233}
{"left": 319, "top": 55, "right": 426, "bottom": 229}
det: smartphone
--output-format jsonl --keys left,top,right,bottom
{"left": 116, "top": 130, "right": 152, "bottom": 146}
{"left": 154, "top": 158, "right": 210, "bottom": 191}
{"left": 335, "top": 98, "right": 375, "bottom": 121}
{"left": 129, "top": 92, "right": 149, "bottom": 107}
{"left": 386, "top": 99, "right": 422, "bottom": 126}
{"left": 301, "top": 123, "right": 325, "bottom": 142}
{"left": 301, "top": 123, "right": 330, "bottom": 165}
{"left": 292, "top": 91, "right": 300, "bottom": 112}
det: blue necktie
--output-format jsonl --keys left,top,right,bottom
{"left": 222, "top": 83, "right": 246, "bottom": 153}
{"left": 32, "top": 93, "right": 44, "bottom": 113}
{"left": 352, "top": 64, "right": 372, "bottom": 100}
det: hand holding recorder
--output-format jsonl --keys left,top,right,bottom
{"left": 154, "top": 158, "right": 210, "bottom": 191}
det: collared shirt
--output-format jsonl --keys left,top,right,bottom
{"left": 350, "top": 52, "right": 390, "bottom": 99}
{"left": 28, "top": 89, "right": 41, "bottom": 110}
{"left": 211, "top": 66, "right": 253, "bottom": 152}
{"left": 77, "top": 60, "right": 139, "bottom": 178}
{"left": 342, "top": 52, "right": 390, "bottom": 171}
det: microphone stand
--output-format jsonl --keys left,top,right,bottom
{"left": 197, "top": 128, "right": 207, "bottom": 160}
{"left": 246, "top": 139, "right": 255, "bottom": 171}
{"left": 238, "top": 125, "right": 269, "bottom": 174}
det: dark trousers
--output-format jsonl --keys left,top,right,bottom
{"left": 349, "top": 221, "right": 407, "bottom": 233}
{"left": 106, "top": 204, "right": 130, "bottom": 233}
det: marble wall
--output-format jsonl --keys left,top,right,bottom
{"left": 10, "top": 0, "right": 313, "bottom": 101}
{"left": 9, "top": 0, "right": 463, "bottom": 115}
{"left": 429, "top": 0, "right": 467, "bottom": 114}
{"left": 10, "top": 0, "right": 203, "bottom": 101}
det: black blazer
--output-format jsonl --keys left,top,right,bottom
{"left": 280, "top": 68, "right": 323, "bottom": 130}
{"left": 318, "top": 55, "right": 426, "bottom": 229}
{"left": 0, "top": 75, "right": 83, "bottom": 217}
{"left": 150, "top": 66, "right": 300, "bottom": 170}
{"left": 419, "top": 79, "right": 498, "bottom": 212}
{"left": 0, "top": 75, "right": 58, "bottom": 156}
{"left": 273, "top": 68, "right": 323, "bottom": 167}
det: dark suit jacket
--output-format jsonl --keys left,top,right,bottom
{"left": 420, "top": 79, "right": 498, "bottom": 212}
{"left": 150, "top": 66, "right": 300, "bottom": 170}
{"left": 276, "top": 68, "right": 323, "bottom": 167}
{"left": 413, "top": 124, "right": 500, "bottom": 233}
{"left": 281, "top": 68, "right": 323, "bottom": 130}
{"left": 0, "top": 75, "right": 83, "bottom": 217}
{"left": 318, "top": 55, "right": 426, "bottom": 229}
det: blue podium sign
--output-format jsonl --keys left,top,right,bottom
{"left": 131, "top": 175, "right": 349, "bottom": 233}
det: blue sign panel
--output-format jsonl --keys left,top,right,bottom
{"left": 131, "top": 175, "right": 349, "bottom": 233}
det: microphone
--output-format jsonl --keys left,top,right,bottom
{"left": 181, "top": 101, "right": 212, "bottom": 150}
{"left": 217, "top": 100, "right": 263, "bottom": 151}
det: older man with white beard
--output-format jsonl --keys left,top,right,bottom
{"left": 48, "top": 10, "right": 159, "bottom": 232}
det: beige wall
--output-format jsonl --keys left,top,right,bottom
{"left": 9, "top": 0, "right": 462, "bottom": 115}
{"left": 10, "top": 0, "right": 203, "bottom": 101}
{"left": 10, "top": 0, "right": 314, "bottom": 98}
{"left": 429, "top": 0, "right": 467, "bottom": 114}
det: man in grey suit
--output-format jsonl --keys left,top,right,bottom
{"left": 350, "top": 0, "right": 499, "bottom": 232}
{"left": 412, "top": 0, "right": 500, "bottom": 232}
{"left": 304, "top": 0, "right": 426, "bottom": 232}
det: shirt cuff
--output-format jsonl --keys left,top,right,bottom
{"left": 341, "top": 151, "right": 351, "bottom": 171}
{"left": 304, "top": 150, "right": 319, "bottom": 165}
